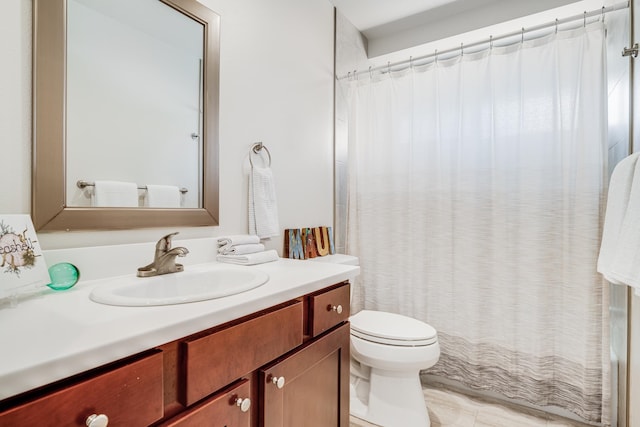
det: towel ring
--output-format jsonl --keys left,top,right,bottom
{"left": 250, "top": 142, "right": 271, "bottom": 167}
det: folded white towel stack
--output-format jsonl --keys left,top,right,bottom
{"left": 92, "top": 180, "right": 139, "bottom": 207}
{"left": 597, "top": 152, "right": 640, "bottom": 296}
{"left": 145, "top": 184, "right": 181, "bottom": 208}
{"left": 220, "top": 243, "right": 265, "bottom": 255}
{"left": 217, "top": 249, "right": 279, "bottom": 266}
{"left": 217, "top": 235, "right": 261, "bottom": 252}
{"left": 249, "top": 166, "right": 280, "bottom": 239}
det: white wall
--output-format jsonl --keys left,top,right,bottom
{"left": 0, "top": 0, "right": 335, "bottom": 253}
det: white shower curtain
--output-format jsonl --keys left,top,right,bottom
{"left": 345, "top": 23, "right": 610, "bottom": 424}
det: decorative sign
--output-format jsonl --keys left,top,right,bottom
{"left": 0, "top": 215, "right": 50, "bottom": 298}
{"left": 284, "top": 226, "right": 335, "bottom": 260}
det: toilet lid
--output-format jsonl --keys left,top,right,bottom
{"left": 350, "top": 310, "right": 438, "bottom": 347}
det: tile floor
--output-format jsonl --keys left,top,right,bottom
{"left": 349, "top": 384, "right": 593, "bottom": 427}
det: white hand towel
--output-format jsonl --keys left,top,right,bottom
{"left": 92, "top": 180, "right": 139, "bottom": 207}
{"left": 608, "top": 155, "right": 640, "bottom": 292}
{"left": 145, "top": 184, "right": 181, "bottom": 208}
{"left": 218, "top": 243, "right": 265, "bottom": 255}
{"left": 597, "top": 154, "right": 639, "bottom": 283}
{"left": 217, "top": 249, "right": 279, "bottom": 266}
{"left": 249, "top": 166, "right": 280, "bottom": 239}
{"left": 598, "top": 152, "right": 640, "bottom": 294}
{"left": 217, "top": 234, "right": 261, "bottom": 252}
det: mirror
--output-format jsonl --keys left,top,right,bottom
{"left": 32, "top": 0, "right": 220, "bottom": 231}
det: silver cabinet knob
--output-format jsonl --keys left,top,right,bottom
{"left": 86, "top": 414, "right": 109, "bottom": 427}
{"left": 330, "top": 304, "right": 343, "bottom": 314}
{"left": 235, "top": 397, "right": 251, "bottom": 412}
{"left": 271, "top": 376, "right": 285, "bottom": 389}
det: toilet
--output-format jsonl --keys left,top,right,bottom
{"left": 310, "top": 254, "right": 440, "bottom": 427}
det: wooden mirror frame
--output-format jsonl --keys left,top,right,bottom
{"left": 32, "top": 0, "right": 220, "bottom": 231}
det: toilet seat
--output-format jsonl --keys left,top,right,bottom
{"left": 350, "top": 310, "right": 437, "bottom": 347}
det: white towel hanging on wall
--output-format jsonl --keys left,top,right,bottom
{"left": 248, "top": 143, "right": 279, "bottom": 238}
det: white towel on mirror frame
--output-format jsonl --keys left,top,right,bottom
{"left": 597, "top": 152, "right": 640, "bottom": 295}
{"left": 218, "top": 243, "right": 265, "bottom": 255}
{"left": 249, "top": 166, "right": 280, "bottom": 239}
{"left": 92, "top": 180, "right": 139, "bottom": 207}
{"left": 145, "top": 184, "right": 181, "bottom": 208}
{"left": 217, "top": 249, "right": 279, "bottom": 265}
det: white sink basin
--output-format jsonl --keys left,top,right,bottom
{"left": 89, "top": 264, "right": 269, "bottom": 306}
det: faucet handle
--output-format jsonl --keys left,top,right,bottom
{"left": 157, "top": 232, "right": 180, "bottom": 250}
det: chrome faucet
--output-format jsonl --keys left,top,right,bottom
{"left": 137, "top": 232, "right": 189, "bottom": 277}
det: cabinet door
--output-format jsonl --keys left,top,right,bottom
{"left": 159, "top": 379, "right": 251, "bottom": 427}
{"left": 260, "top": 323, "right": 350, "bottom": 427}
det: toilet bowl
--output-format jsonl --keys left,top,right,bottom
{"left": 350, "top": 310, "right": 440, "bottom": 427}
{"left": 309, "top": 255, "right": 440, "bottom": 427}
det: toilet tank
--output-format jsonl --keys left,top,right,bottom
{"left": 309, "top": 254, "right": 360, "bottom": 301}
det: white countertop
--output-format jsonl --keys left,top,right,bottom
{"left": 0, "top": 257, "right": 359, "bottom": 401}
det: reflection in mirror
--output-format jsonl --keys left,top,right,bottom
{"left": 32, "top": 0, "right": 220, "bottom": 230}
{"left": 66, "top": 0, "right": 203, "bottom": 209}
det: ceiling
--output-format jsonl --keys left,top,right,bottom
{"left": 329, "top": 0, "right": 581, "bottom": 57}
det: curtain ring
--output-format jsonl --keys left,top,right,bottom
{"left": 601, "top": 6, "right": 605, "bottom": 22}
{"left": 347, "top": 71, "right": 351, "bottom": 81}
{"left": 521, "top": 27, "right": 525, "bottom": 44}
{"left": 555, "top": 19, "right": 558, "bottom": 34}
{"left": 460, "top": 43, "right": 464, "bottom": 56}
{"left": 387, "top": 62, "right": 391, "bottom": 74}
{"left": 369, "top": 66, "right": 373, "bottom": 79}
{"left": 583, "top": 11, "right": 587, "bottom": 27}
{"left": 489, "top": 35, "right": 493, "bottom": 50}
{"left": 409, "top": 56, "right": 413, "bottom": 69}
{"left": 435, "top": 49, "right": 438, "bottom": 64}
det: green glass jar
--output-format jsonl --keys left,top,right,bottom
{"left": 47, "top": 262, "right": 80, "bottom": 291}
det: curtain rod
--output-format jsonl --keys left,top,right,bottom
{"left": 339, "top": 1, "right": 629, "bottom": 80}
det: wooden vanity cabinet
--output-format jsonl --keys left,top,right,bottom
{"left": 0, "top": 282, "right": 351, "bottom": 427}
{"left": 160, "top": 281, "right": 351, "bottom": 427}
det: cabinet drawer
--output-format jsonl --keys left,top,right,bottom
{"left": 160, "top": 379, "right": 251, "bottom": 427}
{"left": 0, "top": 351, "right": 163, "bottom": 427}
{"left": 182, "top": 300, "right": 303, "bottom": 406}
{"left": 309, "top": 283, "right": 350, "bottom": 336}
